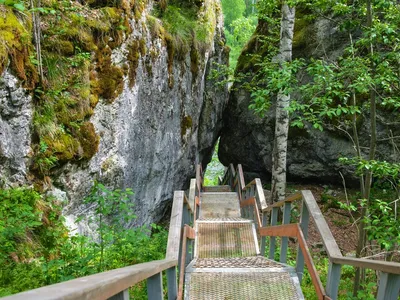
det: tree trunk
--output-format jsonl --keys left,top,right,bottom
{"left": 353, "top": 0, "right": 377, "bottom": 295}
{"left": 271, "top": 3, "right": 295, "bottom": 203}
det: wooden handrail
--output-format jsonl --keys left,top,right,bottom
{"left": 237, "top": 164, "right": 246, "bottom": 191}
{"left": 300, "top": 190, "right": 342, "bottom": 258}
{"left": 262, "top": 193, "right": 301, "bottom": 212}
{"left": 243, "top": 179, "right": 256, "bottom": 190}
{"left": 254, "top": 178, "right": 268, "bottom": 210}
{"left": 177, "top": 225, "right": 195, "bottom": 300}
{"left": 166, "top": 191, "right": 185, "bottom": 260}
{"left": 1, "top": 258, "right": 177, "bottom": 300}
{"left": 187, "top": 178, "right": 196, "bottom": 214}
{"left": 259, "top": 223, "right": 327, "bottom": 300}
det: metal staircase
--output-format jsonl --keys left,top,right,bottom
{"left": 4, "top": 163, "right": 400, "bottom": 300}
{"left": 184, "top": 188, "right": 304, "bottom": 300}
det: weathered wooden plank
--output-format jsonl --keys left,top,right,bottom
{"left": 108, "top": 289, "right": 129, "bottom": 300}
{"left": 166, "top": 191, "right": 185, "bottom": 260}
{"left": 280, "top": 201, "right": 291, "bottom": 263}
{"left": 296, "top": 199, "right": 309, "bottom": 283}
{"left": 240, "top": 197, "right": 256, "bottom": 207}
{"left": 262, "top": 193, "right": 301, "bottom": 212}
{"left": 260, "top": 212, "right": 268, "bottom": 256}
{"left": 297, "top": 225, "right": 326, "bottom": 300}
{"left": 376, "top": 273, "right": 400, "bottom": 300}
{"left": 196, "top": 165, "right": 202, "bottom": 193}
{"left": 177, "top": 226, "right": 189, "bottom": 300}
{"left": 302, "top": 190, "right": 342, "bottom": 258}
{"left": 259, "top": 223, "right": 298, "bottom": 238}
{"left": 242, "top": 179, "right": 256, "bottom": 190}
{"left": 147, "top": 272, "right": 163, "bottom": 300}
{"left": 185, "top": 225, "right": 196, "bottom": 240}
{"left": 326, "top": 262, "right": 341, "bottom": 300}
{"left": 187, "top": 180, "right": 195, "bottom": 213}
{"left": 237, "top": 164, "right": 246, "bottom": 191}
{"left": 166, "top": 266, "right": 177, "bottom": 300}
{"left": 331, "top": 256, "right": 400, "bottom": 274}
{"left": 255, "top": 178, "right": 268, "bottom": 211}
{"left": 2, "top": 259, "right": 177, "bottom": 300}
{"left": 253, "top": 200, "right": 262, "bottom": 230}
{"left": 268, "top": 207, "right": 279, "bottom": 260}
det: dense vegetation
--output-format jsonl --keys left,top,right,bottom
{"left": 0, "top": 183, "right": 167, "bottom": 298}
{"left": 235, "top": 0, "right": 400, "bottom": 297}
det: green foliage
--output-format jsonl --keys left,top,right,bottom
{"left": 221, "top": 0, "right": 246, "bottom": 28}
{"left": 224, "top": 16, "right": 257, "bottom": 69}
{"left": 0, "top": 0, "right": 25, "bottom": 11}
{"left": 204, "top": 140, "right": 225, "bottom": 186}
{"left": 0, "top": 184, "right": 168, "bottom": 298}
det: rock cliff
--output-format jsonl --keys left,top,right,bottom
{"left": 219, "top": 18, "right": 400, "bottom": 185}
{"left": 0, "top": 0, "right": 228, "bottom": 230}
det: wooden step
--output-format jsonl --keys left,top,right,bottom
{"left": 203, "top": 185, "right": 232, "bottom": 192}
{"left": 199, "top": 192, "right": 240, "bottom": 219}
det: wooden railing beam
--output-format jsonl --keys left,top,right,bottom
{"left": 2, "top": 259, "right": 177, "bottom": 300}
{"left": 108, "top": 289, "right": 129, "bottom": 300}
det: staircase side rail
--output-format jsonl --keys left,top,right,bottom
{"left": 188, "top": 178, "right": 200, "bottom": 225}
{"left": 220, "top": 163, "right": 235, "bottom": 186}
{"left": 262, "top": 192, "right": 302, "bottom": 212}
{"left": 4, "top": 191, "right": 191, "bottom": 300}
{"left": 259, "top": 224, "right": 329, "bottom": 300}
{"left": 261, "top": 189, "right": 400, "bottom": 300}
{"left": 177, "top": 225, "right": 195, "bottom": 300}
{"left": 2, "top": 258, "right": 177, "bottom": 300}
{"left": 195, "top": 164, "right": 203, "bottom": 194}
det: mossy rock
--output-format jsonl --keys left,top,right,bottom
{"left": 0, "top": 8, "right": 38, "bottom": 87}
{"left": 181, "top": 115, "right": 193, "bottom": 138}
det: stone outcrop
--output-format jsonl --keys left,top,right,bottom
{"left": 0, "top": 0, "right": 229, "bottom": 231}
{"left": 219, "top": 18, "right": 400, "bottom": 185}
{"left": 0, "top": 71, "right": 32, "bottom": 186}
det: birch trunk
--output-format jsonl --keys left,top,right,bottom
{"left": 271, "top": 3, "right": 295, "bottom": 203}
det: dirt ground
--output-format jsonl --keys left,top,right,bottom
{"left": 285, "top": 184, "right": 359, "bottom": 255}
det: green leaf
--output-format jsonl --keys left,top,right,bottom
{"left": 13, "top": 2, "right": 25, "bottom": 11}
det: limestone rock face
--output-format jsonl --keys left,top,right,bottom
{"left": 0, "top": 1, "right": 228, "bottom": 231}
{"left": 56, "top": 2, "right": 229, "bottom": 229}
{"left": 0, "top": 71, "right": 32, "bottom": 186}
{"left": 219, "top": 18, "right": 399, "bottom": 185}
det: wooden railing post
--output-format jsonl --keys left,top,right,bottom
{"left": 268, "top": 207, "right": 279, "bottom": 260}
{"left": 108, "top": 289, "right": 129, "bottom": 300}
{"left": 166, "top": 266, "right": 177, "bottom": 300}
{"left": 326, "top": 262, "right": 341, "bottom": 300}
{"left": 296, "top": 197, "right": 309, "bottom": 282}
{"left": 147, "top": 272, "right": 163, "bottom": 300}
{"left": 280, "top": 201, "right": 291, "bottom": 263}
{"left": 260, "top": 212, "right": 268, "bottom": 255}
{"left": 377, "top": 273, "right": 400, "bottom": 300}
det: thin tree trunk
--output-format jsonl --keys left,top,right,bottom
{"left": 271, "top": 3, "right": 295, "bottom": 203}
{"left": 353, "top": 0, "right": 376, "bottom": 294}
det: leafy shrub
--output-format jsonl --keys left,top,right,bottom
{"left": 0, "top": 184, "right": 168, "bottom": 297}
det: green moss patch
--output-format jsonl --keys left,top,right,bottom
{"left": 0, "top": 7, "right": 38, "bottom": 88}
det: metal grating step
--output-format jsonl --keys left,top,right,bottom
{"left": 191, "top": 256, "right": 283, "bottom": 269}
{"left": 203, "top": 185, "right": 232, "bottom": 192}
{"left": 195, "top": 222, "right": 259, "bottom": 258}
{"left": 186, "top": 271, "right": 303, "bottom": 300}
{"left": 200, "top": 192, "right": 240, "bottom": 219}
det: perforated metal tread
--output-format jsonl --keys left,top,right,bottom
{"left": 185, "top": 271, "right": 303, "bottom": 300}
{"left": 200, "top": 192, "right": 241, "bottom": 219}
{"left": 195, "top": 221, "right": 259, "bottom": 258}
{"left": 191, "top": 256, "right": 283, "bottom": 269}
{"left": 203, "top": 185, "right": 232, "bottom": 192}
